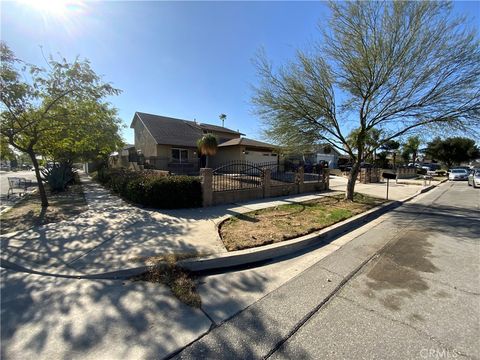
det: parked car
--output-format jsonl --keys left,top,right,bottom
{"left": 467, "top": 168, "right": 480, "bottom": 188}
{"left": 449, "top": 168, "right": 468, "bottom": 181}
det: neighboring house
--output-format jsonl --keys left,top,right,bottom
{"left": 109, "top": 144, "right": 136, "bottom": 169}
{"left": 130, "top": 112, "right": 277, "bottom": 173}
{"left": 312, "top": 145, "right": 343, "bottom": 168}
{"left": 284, "top": 144, "right": 344, "bottom": 169}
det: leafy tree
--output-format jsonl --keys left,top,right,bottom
{"left": 426, "top": 137, "right": 479, "bottom": 168}
{"left": 402, "top": 136, "right": 421, "bottom": 165}
{"left": 37, "top": 99, "right": 123, "bottom": 164}
{"left": 1, "top": 134, "right": 15, "bottom": 161}
{"left": 346, "top": 127, "right": 381, "bottom": 163}
{"left": 380, "top": 140, "right": 400, "bottom": 168}
{"left": 252, "top": 1, "right": 480, "bottom": 200}
{"left": 0, "top": 42, "right": 122, "bottom": 207}
{"left": 219, "top": 113, "right": 227, "bottom": 127}
{"left": 197, "top": 134, "right": 218, "bottom": 168}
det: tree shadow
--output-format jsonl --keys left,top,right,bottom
{"left": 0, "top": 261, "right": 308, "bottom": 360}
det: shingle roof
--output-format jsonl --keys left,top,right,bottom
{"left": 218, "top": 137, "right": 276, "bottom": 149}
{"left": 199, "top": 123, "right": 244, "bottom": 136}
{"left": 132, "top": 112, "right": 243, "bottom": 147}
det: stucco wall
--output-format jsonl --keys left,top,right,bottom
{"left": 134, "top": 121, "right": 158, "bottom": 157}
{"left": 211, "top": 146, "right": 243, "bottom": 168}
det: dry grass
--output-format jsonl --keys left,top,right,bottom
{"left": 131, "top": 255, "right": 202, "bottom": 308}
{"left": 0, "top": 184, "right": 87, "bottom": 234}
{"left": 220, "top": 193, "right": 386, "bottom": 251}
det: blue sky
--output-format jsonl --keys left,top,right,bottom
{"left": 1, "top": 1, "right": 479, "bottom": 145}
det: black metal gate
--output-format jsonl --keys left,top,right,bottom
{"left": 213, "top": 161, "right": 265, "bottom": 191}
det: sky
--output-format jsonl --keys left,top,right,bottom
{"left": 1, "top": 0, "right": 479, "bottom": 146}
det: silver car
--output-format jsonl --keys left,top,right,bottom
{"left": 449, "top": 168, "right": 468, "bottom": 181}
{"left": 467, "top": 168, "right": 480, "bottom": 188}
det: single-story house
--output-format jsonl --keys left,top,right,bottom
{"left": 284, "top": 144, "right": 345, "bottom": 169}
{"left": 130, "top": 112, "right": 277, "bottom": 173}
{"left": 108, "top": 144, "right": 136, "bottom": 168}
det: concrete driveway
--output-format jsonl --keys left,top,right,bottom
{"left": 329, "top": 175, "right": 438, "bottom": 200}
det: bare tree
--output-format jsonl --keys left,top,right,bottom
{"left": 252, "top": 1, "right": 480, "bottom": 200}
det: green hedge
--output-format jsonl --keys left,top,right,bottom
{"left": 97, "top": 168, "right": 202, "bottom": 209}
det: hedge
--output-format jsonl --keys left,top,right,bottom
{"left": 96, "top": 168, "right": 202, "bottom": 209}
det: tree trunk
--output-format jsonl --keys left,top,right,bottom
{"left": 29, "top": 151, "right": 48, "bottom": 207}
{"left": 346, "top": 162, "right": 361, "bottom": 201}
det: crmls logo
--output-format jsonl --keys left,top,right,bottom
{"left": 420, "top": 348, "right": 459, "bottom": 359}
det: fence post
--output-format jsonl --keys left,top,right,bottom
{"left": 297, "top": 167, "right": 304, "bottom": 194}
{"left": 200, "top": 168, "right": 213, "bottom": 207}
{"left": 263, "top": 168, "right": 271, "bottom": 198}
{"left": 324, "top": 169, "right": 330, "bottom": 190}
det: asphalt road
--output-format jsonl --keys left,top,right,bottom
{"left": 0, "top": 170, "right": 38, "bottom": 210}
{"left": 176, "top": 181, "right": 480, "bottom": 359}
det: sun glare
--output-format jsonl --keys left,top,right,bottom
{"left": 19, "top": 0, "right": 80, "bottom": 17}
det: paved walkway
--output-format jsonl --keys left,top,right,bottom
{"left": 0, "top": 173, "right": 432, "bottom": 276}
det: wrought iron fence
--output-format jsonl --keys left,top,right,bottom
{"left": 304, "top": 172, "right": 324, "bottom": 182}
{"left": 256, "top": 162, "right": 296, "bottom": 184}
{"left": 213, "top": 160, "right": 265, "bottom": 191}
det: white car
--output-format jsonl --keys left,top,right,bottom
{"left": 449, "top": 168, "right": 468, "bottom": 181}
{"left": 467, "top": 169, "right": 480, "bottom": 188}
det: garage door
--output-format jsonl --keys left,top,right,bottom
{"left": 245, "top": 151, "right": 275, "bottom": 164}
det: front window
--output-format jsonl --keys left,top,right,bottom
{"left": 171, "top": 148, "right": 188, "bottom": 163}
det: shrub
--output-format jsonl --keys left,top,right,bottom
{"left": 96, "top": 168, "right": 202, "bottom": 209}
{"left": 143, "top": 176, "right": 202, "bottom": 209}
{"left": 42, "top": 163, "right": 77, "bottom": 192}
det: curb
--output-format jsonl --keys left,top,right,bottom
{"left": 0, "top": 180, "right": 446, "bottom": 279}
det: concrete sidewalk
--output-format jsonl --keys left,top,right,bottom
{"left": 0, "top": 175, "right": 334, "bottom": 276}
{"left": 0, "top": 173, "right": 434, "bottom": 276}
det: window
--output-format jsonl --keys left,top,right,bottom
{"left": 171, "top": 148, "right": 189, "bottom": 163}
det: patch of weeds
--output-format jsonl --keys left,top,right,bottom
{"left": 131, "top": 253, "right": 202, "bottom": 308}
{"left": 327, "top": 208, "right": 352, "bottom": 222}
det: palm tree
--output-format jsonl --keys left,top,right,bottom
{"left": 197, "top": 134, "right": 218, "bottom": 168}
{"left": 219, "top": 113, "right": 227, "bottom": 127}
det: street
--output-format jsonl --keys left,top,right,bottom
{"left": 176, "top": 181, "right": 480, "bottom": 359}
{"left": 0, "top": 170, "right": 38, "bottom": 211}
{"left": 1, "top": 181, "right": 479, "bottom": 359}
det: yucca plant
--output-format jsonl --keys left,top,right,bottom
{"left": 197, "top": 134, "right": 218, "bottom": 168}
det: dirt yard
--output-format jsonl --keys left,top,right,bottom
{"left": 220, "top": 193, "right": 386, "bottom": 251}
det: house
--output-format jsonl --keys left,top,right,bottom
{"left": 284, "top": 144, "right": 345, "bottom": 169}
{"left": 108, "top": 144, "right": 136, "bottom": 169}
{"left": 312, "top": 145, "right": 343, "bottom": 168}
{"left": 130, "top": 112, "right": 277, "bottom": 173}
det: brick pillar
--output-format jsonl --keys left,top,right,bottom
{"left": 297, "top": 167, "right": 304, "bottom": 194}
{"left": 263, "top": 168, "right": 271, "bottom": 198}
{"left": 360, "top": 168, "right": 366, "bottom": 183}
{"left": 323, "top": 169, "right": 330, "bottom": 190}
{"left": 200, "top": 168, "right": 213, "bottom": 207}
